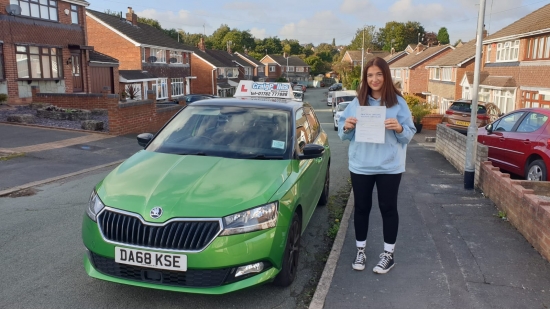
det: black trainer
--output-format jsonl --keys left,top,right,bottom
{"left": 373, "top": 251, "right": 394, "bottom": 274}
{"left": 352, "top": 247, "right": 366, "bottom": 271}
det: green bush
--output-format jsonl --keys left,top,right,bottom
{"left": 275, "top": 77, "right": 288, "bottom": 82}
{"left": 0, "top": 93, "right": 7, "bottom": 104}
{"left": 350, "top": 79, "right": 360, "bottom": 90}
{"left": 404, "top": 94, "right": 433, "bottom": 124}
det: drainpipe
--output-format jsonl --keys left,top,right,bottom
{"left": 212, "top": 67, "right": 217, "bottom": 95}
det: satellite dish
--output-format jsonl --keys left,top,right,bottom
{"left": 169, "top": 57, "right": 178, "bottom": 63}
{"left": 148, "top": 56, "right": 157, "bottom": 63}
{"left": 6, "top": 4, "right": 22, "bottom": 15}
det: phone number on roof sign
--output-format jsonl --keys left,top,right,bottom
{"left": 251, "top": 91, "right": 289, "bottom": 97}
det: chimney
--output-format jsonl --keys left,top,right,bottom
{"left": 126, "top": 7, "right": 137, "bottom": 26}
{"left": 198, "top": 37, "right": 206, "bottom": 52}
{"left": 226, "top": 41, "right": 232, "bottom": 54}
{"left": 366, "top": 48, "right": 371, "bottom": 54}
{"left": 390, "top": 47, "right": 395, "bottom": 55}
{"left": 417, "top": 43, "right": 425, "bottom": 52}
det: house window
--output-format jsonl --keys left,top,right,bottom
{"left": 169, "top": 51, "right": 183, "bottom": 64}
{"left": 288, "top": 66, "right": 294, "bottom": 72}
{"left": 244, "top": 67, "right": 252, "bottom": 76}
{"left": 462, "top": 86, "right": 470, "bottom": 100}
{"left": 396, "top": 69, "right": 401, "bottom": 78}
{"left": 13, "top": 0, "right": 58, "bottom": 21}
{"left": 521, "top": 90, "right": 550, "bottom": 108}
{"left": 142, "top": 47, "right": 146, "bottom": 62}
{"left": 70, "top": 5, "right": 78, "bottom": 24}
{"left": 525, "top": 36, "right": 550, "bottom": 60}
{"left": 171, "top": 78, "right": 184, "bottom": 97}
{"left": 0, "top": 44, "right": 4, "bottom": 80}
{"left": 257, "top": 66, "right": 264, "bottom": 73}
{"left": 442, "top": 68, "right": 452, "bottom": 81}
{"left": 16, "top": 45, "right": 62, "bottom": 79}
{"left": 150, "top": 48, "right": 166, "bottom": 63}
{"left": 296, "top": 67, "right": 304, "bottom": 72}
{"left": 269, "top": 66, "right": 276, "bottom": 72}
{"left": 496, "top": 40, "right": 520, "bottom": 62}
{"left": 391, "top": 69, "right": 395, "bottom": 77}
{"left": 152, "top": 78, "right": 168, "bottom": 99}
{"left": 479, "top": 88, "right": 490, "bottom": 103}
{"left": 433, "top": 68, "right": 440, "bottom": 80}
{"left": 125, "top": 83, "right": 142, "bottom": 100}
{"left": 494, "top": 89, "right": 516, "bottom": 113}
{"left": 486, "top": 45, "right": 491, "bottom": 62}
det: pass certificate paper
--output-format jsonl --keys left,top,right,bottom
{"left": 355, "top": 106, "right": 386, "bottom": 143}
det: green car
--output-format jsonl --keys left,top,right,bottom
{"left": 82, "top": 97, "right": 331, "bottom": 294}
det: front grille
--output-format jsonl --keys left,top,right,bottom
{"left": 90, "top": 253, "right": 230, "bottom": 288}
{"left": 97, "top": 209, "right": 221, "bottom": 251}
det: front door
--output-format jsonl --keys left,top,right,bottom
{"left": 71, "top": 51, "right": 83, "bottom": 92}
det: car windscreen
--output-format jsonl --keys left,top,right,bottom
{"left": 450, "top": 102, "right": 486, "bottom": 114}
{"left": 147, "top": 106, "right": 292, "bottom": 159}
{"left": 337, "top": 102, "right": 350, "bottom": 111}
{"left": 337, "top": 96, "right": 356, "bottom": 103}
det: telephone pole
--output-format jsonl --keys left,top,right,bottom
{"left": 360, "top": 27, "right": 365, "bottom": 80}
{"left": 464, "top": 0, "right": 487, "bottom": 189}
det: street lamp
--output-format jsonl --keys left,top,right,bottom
{"left": 177, "top": 28, "right": 183, "bottom": 42}
{"left": 417, "top": 33, "right": 424, "bottom": 44}
{"left": 286, "top": 53, "right": 289, "bottom": 81}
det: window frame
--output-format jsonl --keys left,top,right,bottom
{"left": 152, "top": 78, "right": 168, "bottom": 100}
{"left": 15, "top": 45, "right": 63, "bottom": 80}
{"left": 169, "top": 50, "right": 183, "bottom": 64}
{"left": 496, "top": 40, "right": 520, "bottom": 62}
{"left": 150, "top": 48, "right": 166, "bottom": 63}
{"left": 287, "top": 66, "right": 294, "bottom": 72}
{"left": 257, "top": 66, "right": 264, "bottom": 73}
{"left": 433, "top": 68, "right": 440, "bottom": 80}
{"left": 395, "top": 69, "right": 401, "bottom": 78}
{"left": 525, "top": 35, "right": 550, "bottom": 61}
{"left": 70, "top": 4, "right": 78, "bottom": 24}
{"left": 171, "top": 77, "right": 184, "bottom": 97}
{"left": 486, "top": 44, "right": 491, "bottom": 63}
{"left": 269, "top": 65, "right": 276, "bottom": 72}
{"left": 13, "top": 0, "right": 58, "bottom": 21}
{"left": 442, "top": 67, "right": 452, "bottom": 81}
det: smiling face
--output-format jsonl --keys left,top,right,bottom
{"left": 366, "top": 65, "right": 384, "bottom": 97}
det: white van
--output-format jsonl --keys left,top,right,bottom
{"left": 331, "top": 90, "right": 357, "bottom": 115}
{"left": 327, "top": 91, "right": 335, "bottom": 106}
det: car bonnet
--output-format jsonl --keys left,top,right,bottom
{"left": 96, "top": 151, "right": 293, "bottom": 220}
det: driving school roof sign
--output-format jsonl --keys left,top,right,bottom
{"left": 234, "top": 81, "right": 294, "bottom": 99}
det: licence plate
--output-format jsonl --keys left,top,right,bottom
{"left": 115, "top": 247, "right": 187, "bottom": 271}
{"left": 455, "top": 120, "right": 470, "bottom": 126}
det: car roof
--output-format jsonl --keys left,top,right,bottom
{"left": 190, "top": 97, "right": 306, "bottom": 112}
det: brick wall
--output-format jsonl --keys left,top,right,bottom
{"left": 31, "top": 86, "right": 117, "bottom": 109}
{"left": 408, "top": 48, "right": 454, "bottom": 95}
{"left": 86, "top": 14, "right": 142, "bottom": 71}
{"left": 190, "top": 54, "right": 215, "bottom": 94}
{"left": 421, "top": 114, "right": 443, "bottom": 130}
{"left": 435, "top": 124, "right": 488, "bottom": 188}
{"left": 427, "top": 80, "right": 455, "bottom": 100}
{"left": 479, "top": 161, "right": 550, "bottom": 262}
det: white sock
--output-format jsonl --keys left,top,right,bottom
{"left": 384, "top": 242, "right": 395, "bottom": 253}
{"left": 356, "top": 240, "right": 366, "bottom": 248}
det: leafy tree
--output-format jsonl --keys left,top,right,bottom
{"left": 222, "top": 30, "right": 256, "bottom": 53}
{"left": 377, "top": 21, "right": 425, "bottom": 51}
{"left": 207, "top": 24, "right": 231, "bottom": 50}
{"left": 304, "top": 55, "right": 324, "bottom": 75}
{"left": 253, "top": 37, "right": 283, "bottom": 55}
{"left": 423, "top": 31, "right": 439, "bottom": 46}
{"left": 248, "top": 51, "right": 265, "bottom": 61}
{"left": 402, "top": 21, "right": 425, "bottom": 47}
{"left": 137, "top": 17, "right": 162, "bottom": 30}
{"left": 348, "top": 26, "right": 378, "bottom": 51}
{"left": 281, "top": 39, "right": 303, "bottom": 55}
{"left": 437, "top": 27, "right": 450, "bottom": 45}
{"left": 316, "top": 50, "right": 333, "bottom": 63}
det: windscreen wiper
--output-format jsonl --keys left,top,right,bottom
{"left": 178, "top": 152, "right": 207, "bottom": 156}
{"left": 245, "top": 154, "right": 284, "bottom": 160}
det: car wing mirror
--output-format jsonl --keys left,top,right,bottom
{"left": 485, "top": 124, "right": 493, "bottom": 134}
{"left": 298, "top": 144, "right": 325, "bottom": 160}
{"left": 137, "top": 133, "right": 154, "bottom": 147}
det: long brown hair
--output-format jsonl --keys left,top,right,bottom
{"left": 357, "top": 57, "right": 402, "bottom": 107}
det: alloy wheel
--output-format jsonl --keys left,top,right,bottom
{"left": 528, "top": 165, "right": 543, "bottom": 181}
{"left": 287, "top": 220, "right": 300, "bottom": 277}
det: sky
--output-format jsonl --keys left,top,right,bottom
{"left": 87, "top": 0, "right": 550, "bottom": 47}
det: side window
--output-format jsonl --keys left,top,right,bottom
{"left": 516, "top": 112, "right": 548, "bottom": 133}
{"left": 304, "top": 106, "right": 320, "bottom": 141}
{"left": 493, "top": 112, "right": 525, "bottom": 132}
{"left": 295, "top": 108, "right": 312, "bottom": 154}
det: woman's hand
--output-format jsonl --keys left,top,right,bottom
{"left": 385, "top": 118, "right": 403, "bottom": 133}
{"left": 344, "top": 117, "right": 358, "bottom": 131}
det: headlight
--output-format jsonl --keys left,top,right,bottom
{"left": 86, "top": 190, "right": 105, "bottom": 222}
{"left": 220, "top": 202, "right": 278, "bottom": 236}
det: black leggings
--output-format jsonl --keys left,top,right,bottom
{"left": 351, "top": 172, "right": 402, "bottom": 244}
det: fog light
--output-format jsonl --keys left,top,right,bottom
{"left": 235, "top": 262, "right": 264, "bottom": 277}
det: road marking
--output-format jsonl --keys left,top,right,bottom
{"left": 0, "top": 134, "right": 111, "bottom": 154}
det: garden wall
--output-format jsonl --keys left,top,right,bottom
{"left": 421, "top": 114, "right": 443, "bottom": 130}
{"left": 31, "top": 86, "right": 117, "bottom": 110}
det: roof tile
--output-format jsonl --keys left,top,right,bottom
{"left": 485, "top": 4, "right": 550, "bottom": 41}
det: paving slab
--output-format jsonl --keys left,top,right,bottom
{"left": 0, "top": 123, "right": 88, "bottom": 148}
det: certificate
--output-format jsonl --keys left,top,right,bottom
{"left": 355, "top": 106, "right": 386, "bottom": 143}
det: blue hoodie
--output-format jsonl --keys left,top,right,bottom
{"left": 338, "top": 95, "right": 416, "bottom": 175}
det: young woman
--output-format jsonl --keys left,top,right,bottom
{"left": 338, "top": 57, "right": 416, "bottom": 274}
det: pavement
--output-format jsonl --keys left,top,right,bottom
{"left": 2, "top": 122, "right": 550, "bottom": 309}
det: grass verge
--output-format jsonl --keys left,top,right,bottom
{"left": 0, "top": 152, "right": 25, "bottom": 161}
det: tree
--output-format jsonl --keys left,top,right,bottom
{"left": 437, "top": 27, "right": 450, "bottom": 45}
{"left": 207, "top": 24, "right": 231, "bottom": 50}
{"left": 423, "top": 31, "right": 439, "bottom": 46}
{"left": 304, "top": 55, "right": 324, "bottom": 75}
{"left": 222, "top": 30, "right": 256, "bottom": 53}
{"left": 377, "top": 21, "right": 425, "bottom": 51}
{"left": 348, "top": 26, "right": 378, "bottom": 51}
{"left": 281, "top": 39, "right": 303, "bottom": 55}
{"left": 253, "top": 37, "right": 283, "bottom": 55}
{"left": 137, "top": 17, "right": 162, "bottom": 30}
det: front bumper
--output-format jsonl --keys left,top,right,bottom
{"left": 82, "top": 215, "right": 287, "bottom": 294}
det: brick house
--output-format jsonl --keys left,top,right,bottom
{"left": 0, "top": 0, "right": 102, "bottom": 104}
{"left": 234, "top": 51, "right": 266, "bottom": 81}
{"left": 383, "top": 50, "right": 408, "bottom": 65}
{"left": 459, "top": 3, "right": 550, "bottom": 114}
{"left": 190, "top": 38, "right": 253, "bottom": 97}
{"left": 341, "top": 49, "right": 390, "bottom": 67}
{"left": 425, "top": 40, "right": 476, "bottom": 113}
{"left": 390, "top": 43, "right": 454, "bottom": 96}
{"left": 86, "top": 8, "right": 194, "bottom": 102}
{"left": 260, "top": 54, "right": 310, "bottom": 82}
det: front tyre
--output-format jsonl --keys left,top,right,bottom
{"left": 526, "top": 159, "right": 547, "bottom": 181}
{"left": 318, "top": 168, "right": 330, "bottom": 206}
{"left": 273, "top": 212, "right": 301, "bottom": 287}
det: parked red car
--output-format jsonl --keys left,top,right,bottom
{"left": 477, "top": 108, "right": 550, "bottom": 181}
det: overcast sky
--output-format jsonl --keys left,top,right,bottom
{"left": 88, "top": 0, "right": 550, "bottom": 47}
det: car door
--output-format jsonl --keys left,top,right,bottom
{"left": 506, "top": 112, "right": 549, "bottom": 176}
{"left": 482, "top": 111, "right": 526, "bottom": 173}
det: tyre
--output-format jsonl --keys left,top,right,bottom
{"left": 273, "top": 212, "right": 301, "bottom": 287}
{"left": 318, "top": 168, "right": 330, "bottom": 206}
{"left": 526, "top": 159, "right": 547, "bottom": 181}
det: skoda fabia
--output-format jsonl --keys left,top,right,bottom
{"left": 82, "top": 86, "right": 330, "bottom": 294}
